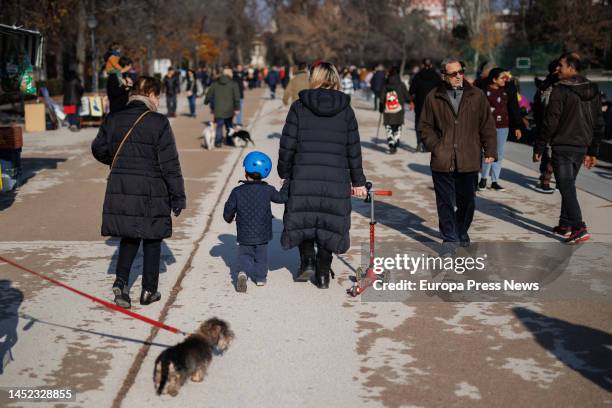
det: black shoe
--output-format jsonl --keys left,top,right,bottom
{"left": 490, "top": 182, "right": 505, "bottom": 191}
{"left": 214, "top": 143, "right": 222, "bottom": 148}
{"left": 565, "top": 225, "right": 590, "bottom": 244}
{"left": 140, "top": 290, "right": 161, "bottom": 305}
{"left": 389, "top": 144, "right": 397, "bottom": 154}
{"left": 477, "top": 178, "right": 487, "bottom": 190}
{"left": 534, "top": 183, "right": 554, "bottom": 194}
{"left": 112, "top": 281, "right": 131, "bottom": 309}
{"left": 459, "top": 234, "right": 470, "bottom": 248}
{"left": 295, "top": 258, "right": 315, "bottom": 282}
{"left": 553, "top": 225, "right": 572, "bottom": 236}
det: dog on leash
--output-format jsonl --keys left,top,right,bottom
{"left": 201, "top": 121, "right": 216, "bottom": 150}
{"left": 154, "top": 318, "right": 234, "bottom": 396}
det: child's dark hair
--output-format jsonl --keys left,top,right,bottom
{"left": 246, "top": 171, "right": 262, "bottom": 180}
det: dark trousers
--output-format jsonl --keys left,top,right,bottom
{"left": 414, "top": 111, "right": 423, "bottom": 147}
{"left": 432, "top": 170, "right": 478, "bottom": 242}
{"left": 373, "top": 94, "right": 380, "bottom": 111}
{"left": 552, "top": 149, "right": 585, "bottom": 228}
{"left": 187, "top": 94, "right": 196, "bottom": 117}
{"left": 115, "top": 237, "right": 162, "bottom": 292}
{"left": 539, "top": 148, "right": 554, "bottom": 185}
{"left": 215, "top": 117, "right": 234, "bottom": 145}
{"left": 269, "top": 84, "right": 277, "bottom": 99}
{"left": 166, "top": 94, "right": 177, "bottom": 115}
{"left": 238, "top": 244, "right": 268, "bottom": 282}
{"left": 299, "top": 239, "right": 333, "bottom": 269}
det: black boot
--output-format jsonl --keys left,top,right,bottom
{"left": 112, "top": 280, "right": 131, "bottom": 309}
{"left": 315, "top": 258, "right": 330, "bottom": 289}
{"left": 140, "top": 290, "right": 161, "bottom": 305}
{"left": 296, "top": 257, "right": 315, "bottom": 282}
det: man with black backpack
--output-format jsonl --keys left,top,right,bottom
{"left": 379, "top": 67, "right": 410, "bottom": 154}
{"left": 534, "top": 52, "right": 605, "bottom": 244}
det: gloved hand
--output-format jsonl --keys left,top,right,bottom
{"left": 173, "top": 208, "right": 182, "bottom": 217}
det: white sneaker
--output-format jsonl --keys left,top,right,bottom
{"left": 255, "top": 280, "right": 266, "bottom": 286}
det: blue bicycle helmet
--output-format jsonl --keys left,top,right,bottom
{"left": 243, "top": 151, "right": 272, "bottom": 179}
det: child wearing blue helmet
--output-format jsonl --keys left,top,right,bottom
{"left": 223, "top": 151, "right": 289, "bottom": 292}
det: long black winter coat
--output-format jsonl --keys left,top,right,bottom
{"left": 91, "top": 101, "right": 186, "bottom": 239}
{"left": 278, "top": 89, "right": 367, "bottom": 254}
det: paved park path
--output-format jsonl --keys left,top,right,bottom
{"left": 1, "top": 89, "right": 611, "bottom": 407}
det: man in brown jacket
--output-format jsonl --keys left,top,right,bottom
{"left": 282, "top": 62, "right": 310, "bottom": 106}
{"left": 420, "top": 58, "right": 497, "bottom": 245}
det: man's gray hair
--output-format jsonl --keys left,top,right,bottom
{"left": 440, "top": 58, "right": 462, "bottom": 74}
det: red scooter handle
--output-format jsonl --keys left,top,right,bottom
{"left": 374, "top": 190, "right": 392, "bottom": 196}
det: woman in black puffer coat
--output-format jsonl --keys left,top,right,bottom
{"left": 91, "top": 76, "right": 186, "bottom": 308}
{"left": 278, "top": 62, "right": 367, "bottom": 289}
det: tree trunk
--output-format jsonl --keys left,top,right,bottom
{"left": 76, "top": 1, "right": 86, "bottom": 80}
{"left": 237, "top": 46, "right": 244, "bottom": 66}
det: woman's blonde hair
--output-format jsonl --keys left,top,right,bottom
{"left": 309, "top": 62, "right": 341, "bottom": 90}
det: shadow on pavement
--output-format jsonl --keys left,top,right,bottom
{"left": 0, "top": 157, "right": 67, "bottom": 211}
{"left": 0, "top": 280, "right": 23, "bottom": 375}
{"left": 105, "top": 239, "right": 176, "bottom": 290}
{"left": 513, "top": 307, "right": 612, "bottom": 393}
{"left": 351, "top": 195, "right": 440, "bottom": 248}
{"left": 408, "top": 163, "right": 558, "bottom": 240}
{"left": 209, "top": 220, "right": 298, "bottom": 285}
{"left": 18, "top": 313, "right": 171, "bottom": 348}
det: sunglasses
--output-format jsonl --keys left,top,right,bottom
{"left": 445, "top": 70, "right": 465, "bottom": 78}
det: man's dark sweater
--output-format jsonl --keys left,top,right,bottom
{"left": 223, "top": 180, "right": 289, "bottom": 245}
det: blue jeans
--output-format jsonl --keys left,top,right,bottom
{"left": 215, "top": 117, "right": 233, "bottom": 145}
{"left": 236, "top": 99, "right": 244, "bottom": 125}
{"left": 187, "top": 95, "right": 196, "bottom": 117}
{"left": 166, "top": 94, "right": 177, "bottom": 115}
{"left": 238, "top": 244, "right": 268, "bottom": 282}
{"left": 481, "top": 127, "right": 508, "bottom": 182}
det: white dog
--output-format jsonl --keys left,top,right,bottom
{"left": 201, "top": 121, "right": 216, "bottom": 150}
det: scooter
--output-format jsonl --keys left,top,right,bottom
{"left": 347, "top": 181, "right": 392, "bottom": 297}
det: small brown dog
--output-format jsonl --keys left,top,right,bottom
{"left": 154, "top": 318, "right": 234, "bottom": 396}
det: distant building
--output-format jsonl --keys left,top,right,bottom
{"left": 407, "top": 0, "right": 458, "bottom": 31}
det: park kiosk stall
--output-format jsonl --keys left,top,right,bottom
{"left": 0, "top": 24, "right": 43, "bottom": 192}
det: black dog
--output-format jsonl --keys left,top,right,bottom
{"left": 230, "top": 129, "right": 255, "bottom": 146}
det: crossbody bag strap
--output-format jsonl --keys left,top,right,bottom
{"left": 110, "top": 111, "right": 151, "bottom": 171}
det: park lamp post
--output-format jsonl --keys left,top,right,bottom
{"left": 87, "top": 15, "right": 98, "bottom": 93}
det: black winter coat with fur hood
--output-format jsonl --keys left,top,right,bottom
{"left": 91, "top": 101, "right": 186, "bottom": 239}
{"left": 278, "top": 89, "right": 366, "bottom": 254}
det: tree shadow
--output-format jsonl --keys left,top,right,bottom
{"left": 104, "top": 239, "right": 176, "bottom": 290}
{"left": 407, "top": 163, "right": 558, "bottom": 240}
{"left": 0, "top": 280, "right": 23, "bottom": 375}
{"left": 0, "top": 157, "right": 67, "bottom": 211}
{"left": 513, "top": 307, "right": 612, "bottom": 393}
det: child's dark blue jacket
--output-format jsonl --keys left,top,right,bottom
{"left": 223, "top": 180, "right": 289, "bottom": 245}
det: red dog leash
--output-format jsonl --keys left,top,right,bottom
{"left": 0, "top": 255, "right": 187, "bottom": 336}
